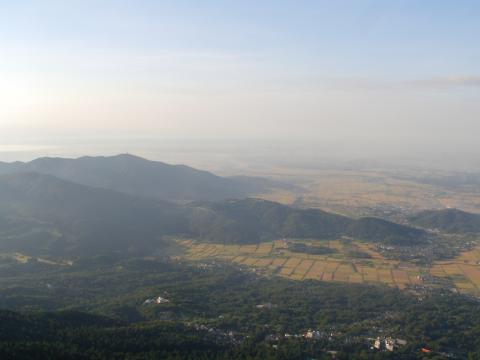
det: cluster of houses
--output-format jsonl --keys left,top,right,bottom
{"left": 304, "top": 330, "right": 327, "bottom": 340}
{"left": 373, "top": 336, "right": 407, "bottom": 352}
{"left": 265, "top": 329, "right": 339, "bottom": 342}
{"left": 186, "top": 320, "right": 431, "bottom": 356}
{"left": 268, "top": 331, "right": 409, "bottom": 353}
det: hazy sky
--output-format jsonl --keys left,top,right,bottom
{"left": 1, "top": 0, "right": 479, "bottom": 162}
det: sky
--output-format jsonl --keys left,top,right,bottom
{"left": 0, "top": 0, "right": 479, "bottom": 165}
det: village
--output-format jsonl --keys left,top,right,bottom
{"left": 143, "top": 295, "right": 428, "bottom": 356}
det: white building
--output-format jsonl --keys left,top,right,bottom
{"left": 385, "top": 338, "right": 395, "bottom": 351}
{"left": 156, "top": 296, "right": 170, "bottom": 304}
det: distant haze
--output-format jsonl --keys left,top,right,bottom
{"left": 1, "top": 1, "right": 479, "bottom": 170}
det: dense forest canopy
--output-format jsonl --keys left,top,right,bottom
{"left": 1, "top": 256, "right": 480, "bottom": 359}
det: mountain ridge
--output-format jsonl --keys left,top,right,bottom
{"left": 189, "top": 198, "right": 428, "bottom": 245}
{"left": 0, "top": 172, "right": 188, "bottom": 256}
{"left": 0, "top": 154, "right": 272, "bottom": 202}
{"left": 0, "top": 173, "right": 430, "bottom": 256}
{"left": 409, "top": 208, "right": 480, "bottom": 234}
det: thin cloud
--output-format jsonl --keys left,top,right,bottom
{"left": 311, "top": 76, "right": 480, "bottom": 92}
{"left": 407, "top": 76, "right": 480, "bottom": 89}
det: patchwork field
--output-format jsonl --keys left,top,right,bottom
{"left": 429, "top": 246, "right": 480, "bottom": 295}
{"left": 257, "top": 169, "right": 480, "bottom": 217}
{"left": 178, "top": 239, "right": 480, "bottom": 296}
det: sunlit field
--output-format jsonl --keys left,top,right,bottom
{"left": 256, "top": 169, "right": 480, "bottom": 217}
{"left": 178, "top": 239, "right": 480, "bottom": 296}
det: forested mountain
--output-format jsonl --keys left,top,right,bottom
{"left": 0, "top": 154, "right": 270, "bottom": 202}
{"left": 0, "top": 172, "right": 188, "bottom": 255}
{"left": 409, "top": 208, "right": 480, "bottom": 234}
{"left": 188, "top": 198, "right": 427, "bottom": 245}
{"left": 0, "top": 173, "right": 429, "bottom": 256}
{"left": 346, "top": 217, "right": 426, "bottom": 245}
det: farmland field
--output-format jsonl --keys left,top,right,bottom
{"left": 178, "top": 239, "right": 480, "bottom": 296}
{"left": 254, "top": 168, "right": 480, "bottom": 217}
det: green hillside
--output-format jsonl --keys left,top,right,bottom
{"left": 188, "top": 198, "right": 428, "bottom": 245}
{"left": 0, "top": 174, "right": 429, "bottom": 257}
{"left": 409, "top": 208, "right": 480, "bottom": 234}
{"left": 0, "top": 172, "right": 188, "bottom": 256}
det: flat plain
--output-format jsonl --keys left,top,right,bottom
{"left": 248, "top": 167, "right": 480, "bottom": 217}
{"left": 178, "top": 239, "right": 480, "bottom": 296}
